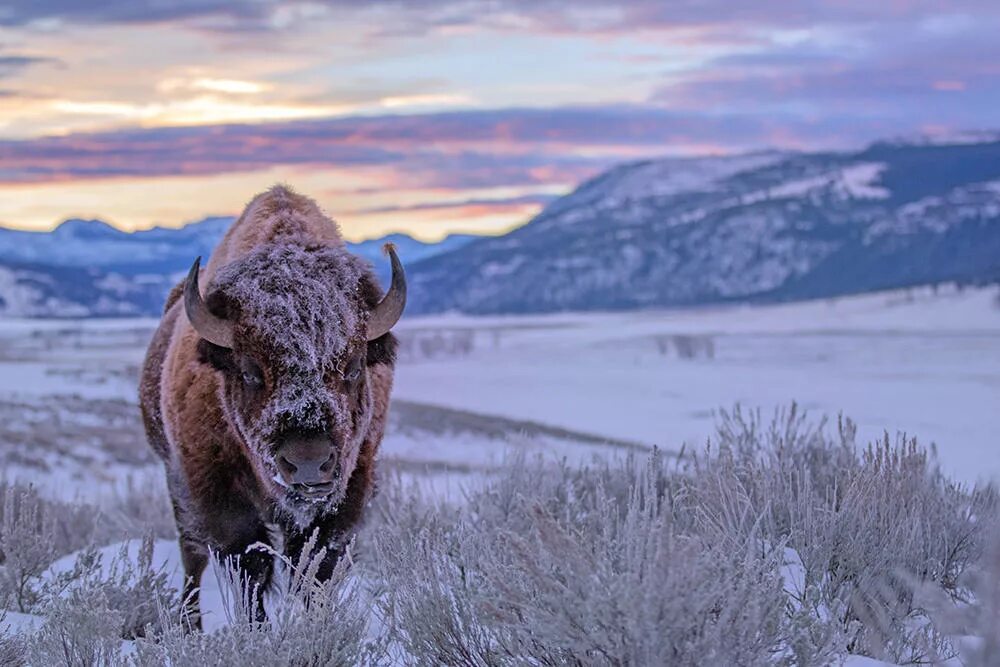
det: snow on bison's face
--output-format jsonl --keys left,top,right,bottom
{"left": 184, "top": 242, "right": 404, "bottom": 517}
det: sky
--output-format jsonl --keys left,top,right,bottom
{"left": 0, "top": 1, "right": 996, "bottom": 241}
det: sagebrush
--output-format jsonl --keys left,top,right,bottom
{"left": 1, "top": 405, "right": 997, "bottom": 666}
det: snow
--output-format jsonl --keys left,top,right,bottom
{"left": 540, "top": 151, "right": 786, "bottom": 224}
{"left": 392, "top": 286, "right": 1000, "bottom": 485}
{"left": 838, "top": 163, "right": 890, "bottom": 199}
{"left": 0, "top": 610, "right": 43, "bottom": 635}
{"left": 1, "top": 286, "right": 999, "bottom": 663}
{"left": 739, "top": 162, "right": 889, "bottom": 204}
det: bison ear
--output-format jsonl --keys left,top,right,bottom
{"left": 366, "top": 332, "right": 397, "bottom": 367}
{"left": 197, "top": 338, "right": 237, "bottom": 373}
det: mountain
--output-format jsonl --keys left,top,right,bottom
{"left": 404, "top": 138, "right": 1000, "bottom": 313}
{"left": 0, "top": 218, "right": 480, "bottom": 317}
{"left": 3, "top": 133, "right": 999, "bottom": 318}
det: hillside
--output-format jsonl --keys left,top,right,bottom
{"left": 405, "top": 137, "right": 1000, "bottom": 313}
{"left": 2, "top": 134, "right": 999, "bottom": 317}
{"left": 0, "top": 219, "right": 478, "bottom": 317}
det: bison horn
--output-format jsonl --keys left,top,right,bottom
{"left": 367, "top": 243, "right": 406, "bottom": 340}
{"left": 184, "top": 257, "right": 235, "bottom": 349}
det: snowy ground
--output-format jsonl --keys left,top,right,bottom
{"left": 391, "top": 284, "right": 1000, "bottom": 485}
{"left": 0, "top": 283, "right": 997, "bottom": 494}
{"left": 0, "top": 284, "right": 997, "bottom": 663}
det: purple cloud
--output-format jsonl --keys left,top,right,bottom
{"left": 652, "top": 15, "right": 1000, "bottom": 135}
{"left": 0, "top": 106, "right": 899, "bottom": 189}
{"left": 4, "top": 0, "right": 998, "bottom": 34}
{"left": 0, "top": 53, "right": 57, "bottom": 78}
{"left": 348, "top": 193, "right": 558, "bottom": 215}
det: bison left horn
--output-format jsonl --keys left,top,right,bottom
{"left": 184, "top": 257, "right": 235, "bottom": 349}
{"left": 367, "top": 243, "right": 406, "bottom": 340}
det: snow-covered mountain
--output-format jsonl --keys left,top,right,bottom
{"left": 405, "top": 137, "right": 1000, "bottom": 313}
{"left": 0, "top": 218, "right": 479, "bottom": 317}
{"left": 3, "top": 133, "right": 998, "bottom": 318}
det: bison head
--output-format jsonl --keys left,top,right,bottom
{"left": 184, "top": 242, "right": 404, "bottom": 518}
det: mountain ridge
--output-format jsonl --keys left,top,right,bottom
{"left": 0, "top": 217, "right": 483, "bottom": 317}
{"left": 403, "top": 136, "right": 1000, "bottom": 314}
{"left": 2, "top": 132, "right": 999, "bottom": 317}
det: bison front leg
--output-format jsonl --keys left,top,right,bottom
{"left": 282, "top": 511, "right": 355, "bottom": 584}
{"left": 217, "top": 521, "right": 276, "bottom": 623}
{"left": 168, "top": 479, "right": 210, "bottom": 631}
{"left": 179, "top": 537, "right": 209, "bottom": 631}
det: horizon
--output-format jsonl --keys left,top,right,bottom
{"left": 4, "top": 126, "right": 997, "bottom": 243}
{"left": 0, "top": 2, "right": 997, "bottom": 239}
{"left": 0, "top": 210, "right": 494, "bottom": 244}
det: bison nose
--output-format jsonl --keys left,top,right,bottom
{"left": 275, "top": 433, "right": 336, "bottom": 487}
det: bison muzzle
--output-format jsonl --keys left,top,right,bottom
{"left": 139, "top": 185, "right": 405, "bottom": 627}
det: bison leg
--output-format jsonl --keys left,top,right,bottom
{"left": 283, "top": 515, "right": 350, "bottom": 583}
{"left": 166, "top": 475, "right": 210, "bottom": 631}
{"left": 179, "top": 537, "right": 209, "bottom": 631}
{"left": 218, "top": 522, "right": 276, "bottom": 623}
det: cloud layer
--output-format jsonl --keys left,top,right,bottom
{"left": 0, "top": 106, "right": 922, "bottom": 189}
{"left": 0, "top": 0, "right": 995, "bottom": 236}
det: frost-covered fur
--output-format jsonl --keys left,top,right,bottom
{"left": 210, "top": 243, "right": 375, "bottom": 522}
{"left": 139, "top": 185, "right": 398, "bottom": 624}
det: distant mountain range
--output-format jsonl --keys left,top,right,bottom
{"left": 407, "top": 136, "right": 1000, "bottom": 313}
{"left": 1, "top": 132, "right": 999, "bottom": 317}
{"left": 0, "top": 218, "right": 478, "bottom": 317}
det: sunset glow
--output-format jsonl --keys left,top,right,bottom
{"left": 0, "top": 1, "right": 995, "bottom": 239}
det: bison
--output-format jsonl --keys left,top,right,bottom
{"left": 139, "top": 185, "right": 405, "bottom": 626}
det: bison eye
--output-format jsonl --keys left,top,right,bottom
{"left": 241, "top": 362, "right": 264, "bottom": 389}
{"left": 344, "top": 358, "right": 363, "bottom": 383}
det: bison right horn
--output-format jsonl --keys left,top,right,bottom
{"left": 184, "top": 257, "right": 235, "bottom": 349}
{"left": 367, "top": 243, "right": 406, "bottom": 340}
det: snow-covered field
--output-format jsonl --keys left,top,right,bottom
{"left": 0, "top": 284, "right": 997, "bottom": 496}
{"left": 0, "top": 284, "right": 998, "bottom": 664}
{"left": 392, "top": 285, "right": 1000, "bottom": 485}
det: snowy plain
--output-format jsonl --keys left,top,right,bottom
{"left": 0, "top": 284, "right": 998, "bottom": 665}
{"left": 0, "top": 283, "right": 997, "bottom": 509}
{"left": 392, "top": 284, "right": 1000, "bottom": 485}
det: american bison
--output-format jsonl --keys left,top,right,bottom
{"left": 139, "top": 185, "right": 405, "bottom": 626}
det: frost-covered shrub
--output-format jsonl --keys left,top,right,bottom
{"left": 0, "top": 479, "right": 174, "bottom": 569}
{"left": 368, "top": 405, "right": 997, "bottom": 666}
{"left": 372, "top": 453, "right": 790, "bottom": 666}
{"left": 4, "top": 405, "right": 996, "bottom": 665}
{"left": 653, "top": 333, "right": 715, "bottom": 359}
{"left": 924, "top": 526, "right": 1000, "bottom": 666}
{"left": 690, "top": 405, "right": 996, "bottom": 663}
{"left": 396, "top": 328, "right": 477, "bottom": 362}
{"left": 47, "top": 535, "right": 178, "bottom": 639}
{"left": 0, "top": 485, "right": 62, "bottom": 612}
{"left": 963, "top": 535, "right": 1000, "bottom": 664}
{"left": 0, "top": 481, "right": 175, "bottom": 617}
{"left": 99, "top": 477, "right": 176, "bottom": 543}
{"left": 27, "top": 588, "right": 127, "bottom": 667}
{"left": 133, "top": 532, "right": 384, "bottom": 667}
{"left": 0, "top": 610, "right": 26, "bottom": 667}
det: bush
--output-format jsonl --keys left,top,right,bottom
{"left": 132, "top": 532, "right": 385, "bottom": 666}
{"left": 369, "top": 405, "right": 998, "bottom": 666}
{"left": 45, "top": 536, "right": 179, "bottom": 639}
{"left": 0, "top": 485, "right": 62, "bottom": 612}
{"left": 697, "top": 406, "right": 996, "bottom": 663}
{"left": 2, "top": 405, "right": 997, "bottom": 665}
{"left": 0, "top": 610, "right": 26, "bottom": 667}
{"left": 27, "top": 589, "right": 126, "bottom": 667}
{"left": 0, "top": 481, "right": 175, "bottom": 616}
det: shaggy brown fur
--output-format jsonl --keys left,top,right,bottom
{"left": 140, "top": 185, "right": 398, "bottom": 626}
